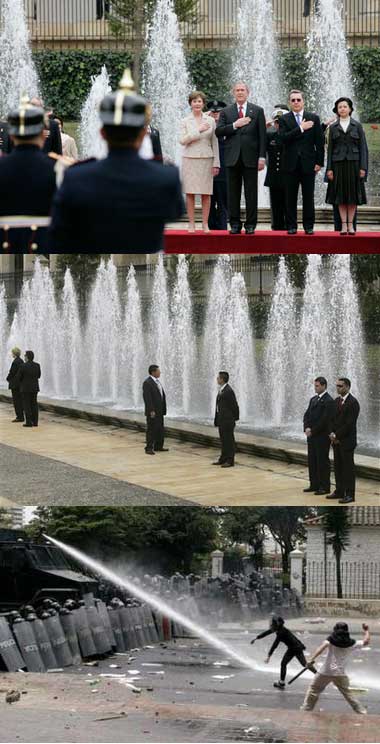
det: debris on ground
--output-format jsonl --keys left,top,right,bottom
{"left": 5, "top": 690, "right": 21, "bottom": 704}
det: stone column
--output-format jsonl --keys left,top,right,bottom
{"left": 211, "top": 549, "right": 224, "bottom": 578}
{"left": 290, "top": 547, "right": 304, "bottom": 596}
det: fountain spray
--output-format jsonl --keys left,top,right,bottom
{"left": 44, "top": 534, "right": 258, "bottom": 674}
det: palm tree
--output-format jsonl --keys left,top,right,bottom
{"left": 321, "top": 507, "right": 351, "bottom": 598}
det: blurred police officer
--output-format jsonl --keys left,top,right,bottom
{"left": 49, "top": 69, "right": 184, "bottom": 253}
{"left": 264, "top": 107, "right": 288, "bottom": 230}
{"left": 207, "top": 100, "right": 228, "bottom": 230}
{"left": 0, "top": 97, "right": 57, "bottom": 253}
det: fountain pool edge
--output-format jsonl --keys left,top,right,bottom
{"left": 1, "top": 392, "right": 379, "bottom": 482}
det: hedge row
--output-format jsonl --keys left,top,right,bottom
{"left": 34, "top": 47, "right": 380, "bottom": 122}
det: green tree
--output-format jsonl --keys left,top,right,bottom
{"left": 108, "top": 0, "right": 199, "bottom": 89}
{"left": 320, "top": 507, "right": 351, "bottom": 599}
{"left": 259, "top": 507, "right": 311, "bottom": 575}
{"left": 351, "top": 255, "right": 380, "bottom": 292}
{"left": 54, "top": 254, "right": 103, "bottom": 306}
{"left": 220, "top": 508, "right": 267, "bottom": 569}
{"left": 0, "top": 509, "right": 12, "bottom": 527}
{"left": 27, "top": 506, "right": 217, "bottom": 574}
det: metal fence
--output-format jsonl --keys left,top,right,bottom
{"left": 8, "top": 0, "right": 380, "bottom": 50}
{"left": 306, "top": 560, "right": 380, "bottom": 599}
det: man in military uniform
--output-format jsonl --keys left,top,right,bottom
{"left": 0, "top": 98, "right": 57, "bottom": 253}
{"left": 207, "top": 100, "right": 228, "bottom": 230}
{"left": 49, "top": 70, "right": 184, "bottom": 253}
{"left": 264, "top": 107, "right": 288, "bottom": 230}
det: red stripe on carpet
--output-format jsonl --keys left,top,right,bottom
{"left": 164, "top": 230, "right": 380, "bottom": 254}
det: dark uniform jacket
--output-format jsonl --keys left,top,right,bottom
{"left": 17, "top": 360, "right": 41, "bottom": 393}
{"left": 150, "top": 128, "right": 163, "bottom": 162}
{"left": 303, "top": 391, "right": 334, "bottom": 437}
{"left": 214, "top": 384, "right": 240, "bottom": 427}
{"left": 326, "top": 119, "right": 368, "bottom": 171}
{"left": 215, "top": 102, "right": 267, "bottom": 167}
{"left": 142, "top": 376, "right": 167, "bottom": 418}
{"left": 0, "top": 121, "right": 12, "bottom": 154}
{"left": 331, "top": 393, "right": 360, "bottom": 450}
{"left": 279, "top": 111, "right": 324, "bottom": 173}
{"left": 48, "top": 149, "right": 184, "bottom": 253}
{"left": 214, "top": 137, "right": 226, "bottom": 182}
{"left": 6, "top": 357, "right": 24, "bottom": 389}
{"left": 264, "top": 127, "right": 286, "bottom": 188}
{"left": 256, "top": 626, "right": 306, "bottom": 655}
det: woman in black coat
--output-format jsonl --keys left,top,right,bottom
{"left": 326, "top": 97, "right": 368, "bottom": 235}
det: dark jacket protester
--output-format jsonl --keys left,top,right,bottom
{"left": 6, "top": 354, "right": 24, "bottom": 421}
{"left": 142, "top": 375, "right": 167, "bottom": 454}
{"left": 214, "top": 383, "right": 240, "bottom": 467}
{"left": 252, "top": 616, "right": 314, "bottom": 687}
{"left": 17, "top": 358, "right": 41, "bottom": 427}
{"left": 303, "top": 390, "right": 334, "bottom": 493}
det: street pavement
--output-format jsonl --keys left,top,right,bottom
{"left": 1, "top": 620, "right": 380, "bottom": 742}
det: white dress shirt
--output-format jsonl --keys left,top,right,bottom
{"left": 294, "top": 109, "right": 305, "bottom": 131}
{"left": 339, "top": 117, "right": 351, "bottom": 132}
{"left": 150, "top": 374, "right": 163, "bottom": 396}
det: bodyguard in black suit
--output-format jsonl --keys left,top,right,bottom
{"left": 207, "top": 100, "right": 228, "bottom": 230}
{"left": 6, "top": 347, "right": 24, "bottom": 422}
{"left": 215, "top": 82, "right": 266, "bottom": 234}
{"left": 213, "top": 371, "right": 240, "bottom": 467}
{"left": 48, "top": 70, "right": 184, "bottom": 253}
{"left": 17, "top": 350, "right": 41, "bottom": 427}
{"left": 142, "top": 365, "right": 168, "bottom": 455}
{"left": 303, "top": 376, "right": 334, "bottom": 495}
{"left": 278, "top": 90, "right": 324, "bottom": 234}
{"left": 264, "top": 107, "right": 289, "bottom": 230}
{"left": 0, "top": 100, "right": 57, "bottom": 253}
{"left": 326, "top": 378, "right": 360, "bottom": 504}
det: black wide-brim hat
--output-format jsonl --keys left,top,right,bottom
{"left": 333, "top": 97, "right": 354, "bottom": 114}
{"left": 328, "top": 622, "right": 355, "bottom": 648}
{"left": 207, "top": 99, "right": 227, "bottom": 112}
{"left": 8, "top": 101, "right": 45, "bottom": 137}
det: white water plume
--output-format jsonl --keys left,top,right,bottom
{"left": 79, "top": 66, "right": 111, "bottom": 159}
{"left": 0, "top": 0, "right": 39, "bottom": 116}
{"left": 45, "top": 534, "right": 258, "bottom": 674}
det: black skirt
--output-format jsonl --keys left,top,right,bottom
{"left": 326, "top": 159, "right": 367, "bottom": 205}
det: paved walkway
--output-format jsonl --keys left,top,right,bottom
{"left": 1, "top": 404, "right": 378, "bottom": 506}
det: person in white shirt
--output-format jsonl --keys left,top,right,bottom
{"left": 301, "top": 621, "right": 370, "bottom": 714}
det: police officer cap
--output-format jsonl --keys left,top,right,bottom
{"left": 100, "top": 68, "right": 149, "bottom": 128}
{"left": 271, "top": 108, "right": 288, "bottom": 121}
{"left": 8, "top": 96, "right": 45, "bottom": 137}
{"left": 207, "top": 100, "right": 227, "bottom": 112}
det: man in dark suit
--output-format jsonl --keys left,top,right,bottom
{"left": 215, "top": 82, "right": 266, "bottom": 234}
{"left": 6, "top": 347, "right": 24, "bottom": 422}
{"left": 17, "top": 350, "right": 41, "bottom": 428}
{"left": 142, "top": 364, "right": 168, "bottom": 455}
{"left": 48, "top": 70, "right": 184, "bottom": 253}
{"left": 213, "top": 371, "right": 240, "bottom": 468}
{"left": 326, "top": 378, "right": 360, "bottom": 504}
{"left": 207, "top": 100, "right": 228, "bottom": 230}
{"left": 279, "top": 90, "right": 324, "bottom": 234}
{"left": 0, "top": 99, "right": 57, "bottom": 253}
{"left": 303, "top": 376, "right": 334, "bottom": 495}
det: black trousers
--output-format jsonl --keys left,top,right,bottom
{"left": 146, "top": 414, "right": 165, "bottom": 452}
{"left": 333, "top": 444, "right": 356, "bottom": 498}
{"left": 22, "top": 392, "right": 38, "bottom": 426}
{"left": 11, "top": 388, "right": 24, "bottom": 420}
{"left": 218, "top": 422, "right": 236, "bottom": 464}
{"left": 227, "top": 157, "right": 258, "bottom": 228}
{"left": 307, "top": 435, "right": 331, "bottom": 491}
{"left": 280, "top": 649, "right": 307, "bottom": 682}
{"left": 285, "top": 162, "right": 315, "bottom": 230}
{"left": 208, "top": 180, "right": 228, "bottom": 230}
{"left": 269, "top": 186, "right": 287, "bottom": 230}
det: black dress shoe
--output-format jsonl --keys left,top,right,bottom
{"left": 287, "top": 228, "right": 297, "bottom": 234}
{"left": 325, "top": 492, "right": 341, "bottom": 499}
{"left": 230, "top": 225, "right": 242, "bottom": 235}
{"left": 23, "top": 424, "right": 33, "bottom": 427}
{"left": 145, "top": 449, "right": 155, "bottom": 455}
{"left": 314, "top": 489, "right": 330, "bottom": 495}
{"left": 221, "top": 462, "right": 234, "bottom": 468}
{"left": 304, "top": 228, "right": 314, "bottom": 235}
{"left": 212, "top": 461, "right": 223, "bottom": 465}
{"left": 303, "top": 486, "right": 316, "bottom": 493}
{"left": 155, "top": 448, "right": 169, "bottom": 452}
{"left": 245, "top": 225, "right": 255, "bottom": 235}
{"left": 339, "top": 496, "right": 355, "bottom": 504}
{"left": 12, "top": 418, "right": 24, "bottom": 422}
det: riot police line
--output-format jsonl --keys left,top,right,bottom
{"left": 0, "top": 596, "right": 190, "bottom": 674}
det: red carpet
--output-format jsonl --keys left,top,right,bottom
{"left": 164, "top": 230, "right": 380, "bottom": 254}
